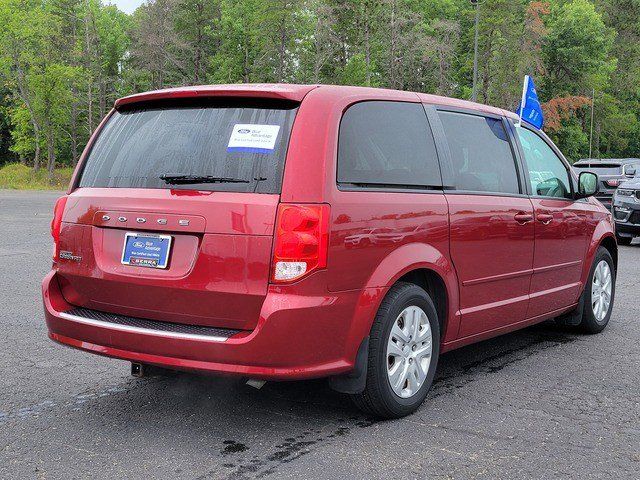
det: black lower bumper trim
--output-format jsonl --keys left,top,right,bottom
{"left": 615, "top": 223, "right": 640, "bottom": 236}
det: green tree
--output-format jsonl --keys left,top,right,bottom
{"left": 544, "top": 0, "right": 616, "bottom": 96}
{"left": 7, "top": 105, "right": 35, "bottom": 164}
{"left": 0, "top": 87, "right": 13, "bottom": 164}
{"left": 0, "top": 0, "right": 51, "bottom": 170}
{"left": 2, "top": 0, "right": 640, "bottom": 174}
{"left": 173, "top": 0, "right": 219, "bottom": 84}
{"left": 30, "top": 63, "right": 82, "bottom": 178}
{"left": 208, "top": 0, "right": 262, "bottom": 83}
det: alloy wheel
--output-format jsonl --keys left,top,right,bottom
{"left": 386, "top": 306, "right": 433, "bottom": 398}
{"left": 591, "top": 260, "right": 612, "bottom": 323}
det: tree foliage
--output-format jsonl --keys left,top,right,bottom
{"left": 0, "top": 0, "right": 638, "bottom": 180}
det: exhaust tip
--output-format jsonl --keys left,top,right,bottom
{"left": 246, "top": 379, "right": 266, "bottom": 390}
{"left": 131, "top": 362, "right": 175, "bottom": 377}
{"left": 131, "top": 362, "right": 144, "bottom": 377}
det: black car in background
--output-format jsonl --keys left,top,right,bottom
{"left": 612, "top": 178, "right": 640, "bottom": 245}
{"left": 572, "top": 158, "right": 640, "bottom": 209}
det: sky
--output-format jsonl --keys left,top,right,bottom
{"left": 106, "top": 0, "right": 145, "bottom": 14}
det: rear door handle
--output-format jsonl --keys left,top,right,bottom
{"left": 514, "top": 212, "right": 534, "bottom": 223}
{"left": 537, "top": 213, "right": 553, "bottom": 224}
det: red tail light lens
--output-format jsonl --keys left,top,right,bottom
{"left": 272, "top": 204, "right": 330, "bottom": 282}
{"left": 605, "top": 179, "right": 621, "bottom": 187}
{"left": 51, "top": 196, "right": 68, "bottom": 261}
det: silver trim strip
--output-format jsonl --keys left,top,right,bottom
{"left": 58, "top": 311, "right": 230, "bottom": 343}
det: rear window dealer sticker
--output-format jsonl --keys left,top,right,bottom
{"left": 227, "top": 124, "right": 281, "bottom": 154}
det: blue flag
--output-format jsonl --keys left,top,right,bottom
{"left": 517, "top": 75, "right": 544, "bottom": 130}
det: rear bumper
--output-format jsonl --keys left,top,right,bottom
{"left": 43, "top": 270, "right": 371, "bottom": 380}
{"left": 612, "top": 201, "right": 640, "bottom": 237}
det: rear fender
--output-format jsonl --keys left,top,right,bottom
{"left": 344, "top": 243, "right": 459, "bottom": 363}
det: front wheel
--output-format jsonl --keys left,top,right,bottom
{"left": 577, "top": 247, "right": 616, "bottom": 334}
{"left": 350, "top": 282, "right": 440, "bottom": 419}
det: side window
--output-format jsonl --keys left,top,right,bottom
{"left": 517, "top": 128, "right": 572, "bottom": 199}
{"left": 337, "top": 101, "right": 442, "bottom": 187}
{"left": 438, "top": 111, "right": 520, "bottom": 194}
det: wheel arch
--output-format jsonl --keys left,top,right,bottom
{"left": 348, "top": 243, "right": 460, "bottom": 354}
{"left": 330, "top": 243, "right": 458, "bottom": 394}
{"left": 583, "top": 223, "right": 617, "bottom": 287}
{"left": 599, "top": 235, "right": 618, "bottom": 271}
{"left": 395, "top": 269, "right": 448, "bottom": 339}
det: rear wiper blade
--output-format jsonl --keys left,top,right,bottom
{"left": 159, "top": 174, "right": 250, "bottom": 185}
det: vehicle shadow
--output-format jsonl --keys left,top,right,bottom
{"left": 48, "top": 322, "right": 579, "bottom": 478}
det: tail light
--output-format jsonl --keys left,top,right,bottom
{"left": 272, "top": 203, "right": 330, "bottom": 283}
{"left": 605, "top": 179, "right": 621, "bottom": 187}
{"left": 51, "top": 196, "right": 68, "bottom": 261}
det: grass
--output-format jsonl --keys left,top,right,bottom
{"left": 0, "top": 163, "right": 74, "bottom": 190}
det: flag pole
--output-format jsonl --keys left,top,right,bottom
{"left": 589, "top": 88, "right": 595, "bottom": 159}
{"left": 517, "top": 75, "right": 528, "bottom": 128}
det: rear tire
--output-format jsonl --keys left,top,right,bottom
{"left": 350, "top": 282, "right": 440, "bottom": 419}
{"left": 576, "top": 247, "right": 615, "bottom": 334}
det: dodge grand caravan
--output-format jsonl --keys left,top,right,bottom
{"left": 43, "top": 84, "right": 617, "bottom": 418}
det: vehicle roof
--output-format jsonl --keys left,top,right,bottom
{"left": 114, "top": 83, "right": 519, "bottom": 120}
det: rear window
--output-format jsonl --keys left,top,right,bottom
{"left": 78, "top": 100, "right": 298, "bottom": 193}
{"left": 337, "top": 101, "right": 442, "bottom": 188}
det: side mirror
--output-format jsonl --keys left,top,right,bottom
{"left": 624, "top": 166, "right": 636, "bottom": 177}
{"left": 577, "top": 171, "right": 598, "bottom": 198}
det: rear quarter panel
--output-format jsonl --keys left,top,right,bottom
{"left": 283, "top": 87, "right": 459, "bottom": 347}
{"left": 327, "top": 189, "right": 460, "bottom": 352}
{"left": 327, "top": 192, "right": 450, "bottom": 291}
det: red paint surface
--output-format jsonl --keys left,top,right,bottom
{"left": 43, "top": 84, "right": 615, "bottom": 380}
{"left": 448, "top": 195, "right": 535, "bottom": 338}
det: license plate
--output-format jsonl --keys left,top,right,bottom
{"left": 121, "top": 233, "right": 172, "bottom": 269}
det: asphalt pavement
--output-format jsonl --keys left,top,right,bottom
{"left": 1, "top": 189, "right": 639, "bottom": 479}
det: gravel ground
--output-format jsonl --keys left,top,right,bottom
{"left": 1, "top": 189, "right": 638, "bottom": 479}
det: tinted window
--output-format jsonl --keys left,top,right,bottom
{"left": 438, "top": 112, "right": 520, "bottom": 194}
{"left": 79, "top": 102, "right": 298, "bottom": 193}
{"left": 517, "top": 128, "right": 572, "bottom": 199}
{"left": 337, "top": 101, "right": 441, "bottom": 187}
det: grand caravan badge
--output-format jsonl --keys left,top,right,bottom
{"left": 59, "top": 251, "right": 82, "bottom": 262}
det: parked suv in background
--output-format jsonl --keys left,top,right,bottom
{"left": 43, "top": 84, "right": 617, "bottom": 418}
{"left": 612, "top": 178, "right": 640, "bottom": 244}
{"left": 572, "top": 158, "right": 640, "bottom": 208}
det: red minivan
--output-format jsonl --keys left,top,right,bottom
{"left": 43, "top": 84, "right": 617, "bottom": 418}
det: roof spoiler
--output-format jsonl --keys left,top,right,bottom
{"left": 114, "top": 84, "right": 319, "bottom": 109}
